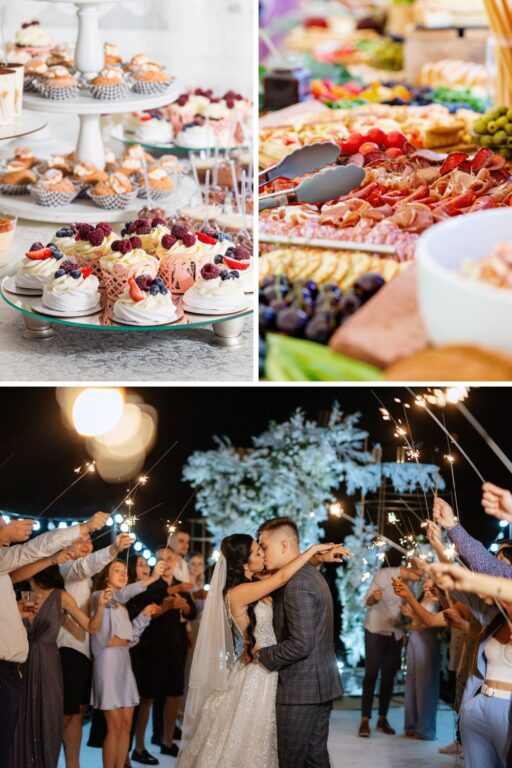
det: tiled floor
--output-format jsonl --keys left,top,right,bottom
{"left": 57, "top": 703, "right": 460, "bottom": 767}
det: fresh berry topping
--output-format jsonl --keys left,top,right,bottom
{"left": 151, "top": 217, "right": 166, "bottom": 228}
{"left": 230, "top": 269, "right": 240, "bottom": 278}
{"left": 54, "top": 269, "right": 66, "bottom": 278}
{"left": 97, "top": 222, "right": 112, "bottom": 235}
{"left": 213, "top": 254, "right": 223, "bottom": 264}
{"left": 182, "top": 233, "right": 196, "bottom": 248}
{"left": 160, "top": 234, "right": 176, "bottom": 250}
{"left": 177, "top": 94, "right": 189, "bottom": 106}
{"left": 159, "top": 285, "right": 168, "bottom": 295}
{"left": 225, "top": 99, "right": 235, "bottom": 109}
{"left": 233, "top": 246, "right": 250, "bottom": 261}
{"left": 216, "top": 232, "right": 225, "bottom": 242}
{"left": 149, "top": 283, "right": 159, "bottom": 296}
{"left": 135, "top": 274, "right": 153, "bottom": 291}
{"left": 196, "top": 232, "right": 217, "bottom": 246}
{"left": 52, "top": 250, "right": 64, "bottom": 260}
{"left": 200, "top": 225, "right": 218, "bottom": 238}
{"left": 119, "top": 240, "right": 132, "bottom": 254}
{"left": 220, "top": 268, "right": 229, "bottom": 280}
{"left": 87, "top": 228, "right": 105, "bottom": 247}
{"left": 55, "top": 227, "right": 74, "bottom": 238}
{"left": 225, "top": 247, "right": 235, "bottom": 257}
{"left": 154, "top": 277, "right": 164, "bottom": 285}
{"left": 128, "top": 277, "right": 145, "bottom": 302}
{"left": 200, "top": 263, "right": 220, "bottom": 280}
{"left": 130, "top": 219, "right": 150, "bottom": 234}
{"left": 80, "top": 266, "right": 93, "bottom": 278}
{"left": 78, "top": 224, "right": 94, "bottom": 239}
{"left": 130, "top": 236, "right": 142, "bottom": 249}
{"left": 111, "top": 239, "right": 123, "bottom": 252}
{"left": 25, "top": 247, "right": 52, "bottom": 261}
{"left": 70, "top": 269, "right": 82, "bottom": 279}
{"left": 171, "top": 224, "right": 188, "bottom": 240}
{"left": 224, "top": 233, "right": 233, "bottom": 242}
{"left": 224, "top": 255, "right": 249, "bottom": 271}
{"left": 135, "top": 224, "right": 151, "bottom": 235}
{"left": 62, "top": 260, "right": 79, "bottom": 273}
{"left": 29, "top": 242, "right": 44, "bottom": 252}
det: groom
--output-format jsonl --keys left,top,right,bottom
{"left": 255, "top": 517, "right": 343, "bottom": 768}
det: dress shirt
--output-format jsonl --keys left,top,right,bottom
{"left": 58, "top": 546, "right": 115, "bottom": 659}
{"left": 173, "top": 559, "right": 190, "bottom": 622}
{"left": 448, "top": 523, "right": 512, "bottom": 577}
{"left": 0, "top": 525, "right": 83, "bottom": 663}
{"left": 363, "top": 567, "right": 405, "bottom": 641}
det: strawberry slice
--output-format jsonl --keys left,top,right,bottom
{"left": 25, "top": 247, "right": 52, "bottom": 261}
{"left": 195, "top": 232, "right": 217, "bottom": 245}
{"left": 224, "top": 255, "right": 250, "bottom": 271}
{"left": 128, "top": 277, "right": 145, "bottom": 302}
{"left": 80, "top": 266, "right": 93, "bottom": 279}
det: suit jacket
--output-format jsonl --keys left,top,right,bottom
{"left": 258, "top": 564, "right": 343, "bottom": 705}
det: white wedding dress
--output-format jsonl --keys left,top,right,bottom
{"left": 177, "top": 600, "right": 279, "bottom": 768}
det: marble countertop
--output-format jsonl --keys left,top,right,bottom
{"left": 0, "top": 220, "right": 254, "bottom": 382}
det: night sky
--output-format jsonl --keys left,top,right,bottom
{"left": 0, "top": 386, "right": 510, "bottom": 553}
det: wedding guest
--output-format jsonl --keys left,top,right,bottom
{"left": 147, "top": 544, "right": 196, "bottom": 758}
{"left": 12, "top": 562, "right": 109, "bottom": 768}
{"left": 0, "top": 512, "right": 109, "bottom": 768}
{"left": 90, "top": 558, "right": 165, "bottom": 768}
{"left": 359, "top": 563, "right": 421, "bottom": 738}
{"left": 168, "top": 528, "right": 191, "bottom": 581}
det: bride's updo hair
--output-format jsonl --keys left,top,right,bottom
{"left": 221, "top": 534, "right": 258, "bottom": 660}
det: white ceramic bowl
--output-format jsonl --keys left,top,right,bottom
{"left": 416, "top": 208, "right": 512, "bottom": 356}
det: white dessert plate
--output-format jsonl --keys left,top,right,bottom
{"left": 4, "top": 276, "right": 43, "bottom": 296}
{"left": 183, "top": 302, "right": 251, "bottom": 316}
{"left": 31, "top": 298, "right": 104, "bottom": 318}
{"left": 113, "top": 307, "right": 184, "bottom": 326}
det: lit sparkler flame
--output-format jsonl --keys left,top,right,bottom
{"left": 443, "top": 544, "right": 457, "bottom": 562}
{"left": 125, "top": 498, "right": 134, "bottom": 507}
{"left": 125, "top": 515, "right": 138, "bottom": 530}
{"left": 387, "top": 513, "right": 399, "bottom": 525}
{"left": 329, "top": 502, "right": 343, "bottom": 519}
{"left": 138, "top": 475, "right": 148, "bottom": 485}
{"left": 444, "top": 454, "right": 455, "bottom": 464}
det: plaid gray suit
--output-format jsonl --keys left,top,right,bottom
{"left": 258, "top": 564, "right": 343, "bottom": 768}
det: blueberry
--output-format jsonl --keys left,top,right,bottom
{"left": 216, "top": 233, "right": 224, "bottom": 241}
{"left": 225, "top": 247, "right": 235, "bottom": 257}
{"left": 150, "top": 284, "right": 159, "bottom": 295}
{"left": 52, "top": 250, "right": 64, "bottom": 260}
{"left": 159, "top": 286, "right": 168, "bottom": 295}
{"left": 214, "top": 254, "right": 223, "bottom": 264}
{"left": 224, "top": 233, "right": 233, "bottom": 242}
{"left": 54, "top": 269, "right": 65, "bottom": 278}
{"left": 259, "top": 304, "right": 276, "bottom": 330}
{"left": 47, "top": 243, "right": 58, "bottom": 250}
{"left": 70, "top": 269, "right": 81, "bottom": 279}
{"left": 56, "top": 228, "right": 72, "bottom": 237}
{"left": 220, "top": 269, "right": 228, "bottom": 278}
{"left": 154, "top": 277, "right": 164, "bottom": 285}
{"left": 229, "top": 269, "right": 239, "bottom": 278}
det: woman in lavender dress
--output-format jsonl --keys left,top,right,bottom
{"left": 90, "top": 558, "right": 165, "bottom": 768}
{"left": 12, "top": 563, "right": 107, "bottom": 768}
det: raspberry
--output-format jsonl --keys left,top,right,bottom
{"left": 226, "top": 99, "right": 235, "bottom": 109}
{"left": 200, "top": 263, "right": 220, "bottom": 281}
{"left": 200, "top": 225, "right": 218, "bottom": 238}
{"left": 130, "top": 236, "right": 142, "bottom": 249}
{"left": 78, "top": 224, "right": 94, "bottom": 239}
{"left": 119, "top": 240, "right": 132, "bottom": 254}
{"left": 171, "top": 224, "right": 188, "bottom": 241}
{"left": 135, "top": 274, "right": 153, "bottom": 291}
{"left": 62, "top": 260, "right": 79, "bottom": 273}
{"left": 182, "top": 233, "right": 196, "bottom": 248}
{"left": 87, "top": 228, "right": 105, "bottom": 247}
{"left": 97, "top": 222, "right": 112, "bottom": 235}
{"left": 29, "top": 242, "right": 44, "bottom": 251}
{"left": 224, "top": 90, "right": 236, "bottom": 100}
{"left": 111, "top": 240, "right": 123, "bottom": 252}
{"left": 177, "top": 94, "right": 189, "bottom": 106}
{"left": 196, "top": 232, "right": 217, "bottom": 246}
{"left": 136, "top": 225, "right": 151, "bottom": 235}
{"left": 161, "top": 234, "right": 177, "bottom": 250}
{"left": 152, "top": 217, "right": 166, "bottom": 228}
{"left": 233, "top": 246, "right": 250, "bottom": 261}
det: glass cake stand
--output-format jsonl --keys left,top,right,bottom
{"left": 0, "top": 277, "right": 252, "bottom": 347}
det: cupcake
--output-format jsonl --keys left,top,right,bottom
{"left": 73, "top": 222, "right": 119, "bottom": 279}
{"left": 132, "top": 110, "right": 173, "bottom": 144}
{"left": 46, "top": 47, "right": 75, "bottom": 70}
{"left": 104, "top": 42, "right": 122, "bottom": 67}
{"left": 39, "top": 153, "right": 74, "bottom": 176}
{"left": 183, "top": 262, "right": 249, "bottom": 315}
{"left": 12, "top": 147, "right": 39, "bottom": 169}
{"left": 24, "top": 58, "right": 47, "bottom": 91}
{"left": 38, "top": 66, "right": 79, "bottom": 100}
{"left": 104, "top": 148, "right": 117, "bottom": 172}
{"left": 136, "top": 164, "right": 173, "bottom": 200}
{"left": 218, "top": 243, "right": 253, "bottom": 293}
{"left": 29, "top": 169, "right": 78, "bottom": 206}
{"left": 176, "top": 122, "right": 216, "bottom": 149}
{"left": 0, "top": 161, "right": 37, "bottom": 194}
{"left": 155, "top": 225, "right": 220, "bottom": 294}
{"left": 126, "top": 54, "right": 152, "bottom": 73}
{"left": 117, "top": 144, "right": 154, "bottom": 177}
{"left": 71, "top": 162, "right": 108, "bottom": 188}
{"left": 51, "top": 224, "right": 79, "bottom": 257}
{"left": 88, "top": 172, "right": 137, "bottom": 210}
{"left": 113, "top": 275, "right": 179, "bottom": 326}
{"left": 14, "top": 21, "right": 53, "bottom": 59}
{"left": 132, "top": 63, "right": 172, "bottom": 95}
{"left": 100, "top": 236, "right": 159, "bottom": 301}
{"left": 90, "top": 67, "right": 127, "bottom": 100}
{"left": 121, "top": 217, "right": 170, "bottom": 255}
{"left": 15, "top": 242, "right": 66, "bottom": 291}
{"left": 42, "top": 261, "right": 101, "bottom": 314}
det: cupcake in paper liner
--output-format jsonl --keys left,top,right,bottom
{"left": 38, "top": 65, "right": 79, "bottom": 100}
{"left": 155, "top": 227, "right": 212, "bottom": 294}
{"left": 100, "top": 236, "right": 160, "bottom": 301}
{"left": 90, "top": 67, "right": 128, "bottom": 100}
{"left": 132, "top": 64, "right": 172, "bottom": 95}
{"left": 104, "top": 42, "right": 123, "bottom": 68}
{"left": 135, "top": 164, "right": 174, "bottom": 200}
{"left": 29, "top": 169, "right": 79, "bottom": 206}
{"left": 71, "top": 161, "right": 108, "bottom": 198}
{"left": 88, "top": 172, "right": 137, "bottom": 210}
{"left": 24, "top": 58, "right": 48, "bottom": 92}
{"left": 0, "top": 161, "right": 37, "bottom": 195}
{"left": 121, "top": 216, "right": 171, "bottom": 256}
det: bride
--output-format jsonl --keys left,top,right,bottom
{"left": 177, "top": 533, "right": 338, "bottom": 768}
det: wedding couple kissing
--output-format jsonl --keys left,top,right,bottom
{"left": 177, "top": 517, "right": 350, "bottom": 768}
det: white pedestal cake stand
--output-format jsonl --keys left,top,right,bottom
{"left": 0, "top": 115, "right": 48, "bottom": 143}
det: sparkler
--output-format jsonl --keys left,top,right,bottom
{"left": 442, "top": 412, "right": 460, "bottom": 520}
{"left": 455, "top": 402, "right": 512, "bottom": 476}
{"left": 111, "top": 440, "right": 179, "bottom": 515}
{"left": 340, "top": 508, "right": 409, "bottom": 556}
{"left": 40, "top": 460, "right": 96, "bottom": 517}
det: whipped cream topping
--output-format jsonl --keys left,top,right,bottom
{"left": 51, "top": 234, "right": 76, "bottom": 256}
{"left": 73, "top": 163, "right": 95, "bottom": 178}
{"left": 183, "top": 274, "right": 248, "bottom": 314}
{"left": 100, "top": 247, "right": 159, "bottom": 275}
{"left": 108, "top": 173, "right": 131, "bottom": 195}
{"left": 98, "top": 67, "right": 124, "bottom": 81}
{"left": 204, "top": 101, "right": 229, "bottom": 120}
{"left": 120, "top": 157, "right": 142, "bottom": 171}
{"left": 16, "top": 25, "right": 52, "bottom": 48}
{"left": 113, "top": 289, "right": 178, "bottom": 325}
{"left": 16, "top": 254, "right": 57, "bottom": 289}
{"left": 136, "top": 120, "right": 173, "bottom": 144}
{"left": 43, "top": 272, "right": 100, "bottom": 312}
{"left": 104, "top": 42, "right": 120, "bottom": 57}
{"left": 138, "top": 225, "right": 170, "bottom": 255}
{"left": 45, "top": 65, "right": 72, "bottom": 80}
{"left": 148, "top": 166, "right": 168, "bottom": 181}
{"left": 75, "top": 231, "right": 117, "bottom": 258}
{"left": 177, "top": 125, "right": 216, "bottom": 149}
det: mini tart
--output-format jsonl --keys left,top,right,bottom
{"left": 113, "top": 277, "right": 178, "bottom": 325}
{"left": 16, "top": 246, "right": 65, "bottom": 290}
{"left": 71, "top": 162, "right": 108, "bottom": 186}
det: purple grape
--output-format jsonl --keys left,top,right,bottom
{"left": 269, "top": 298, "right": 289, "bottom": 312}
{"left": 353, "top": 273, "right": 385, "bottom": 301}
{"left": 259, "top": 305, "right": 277, "bottom": 331}
{"left": 305, "top": 315, "right": 333, "bottom": 344}
{"left": 276, "top": 307, "right": 309, "bottom": 336}
{"left": 336, "top": 294, "right": 361, "bottom": 318}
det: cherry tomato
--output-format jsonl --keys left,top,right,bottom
{"left": 364, "top": 128, "right": 387, "bottom": 147}
{"left": 359, "top": 141, "right": 380, "bottom": 155}
{"left": 385, "top": 147, "right": 404, "bottom": 159}
{"left": 385, "top": 131, "right": 407, "bottom": 149}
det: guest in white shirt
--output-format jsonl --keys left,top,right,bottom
{"left": 358, "top": 564, "right": 421, "bottom": 739}
{"left": 0, "top": 511, "right": 109, "bottom": 768}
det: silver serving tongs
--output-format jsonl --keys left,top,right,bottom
{"left": 258, "top": 164, "right": 365, "bottom": 212}
{"left": 259, "top": 141, "right": 341, "bottom": 185}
